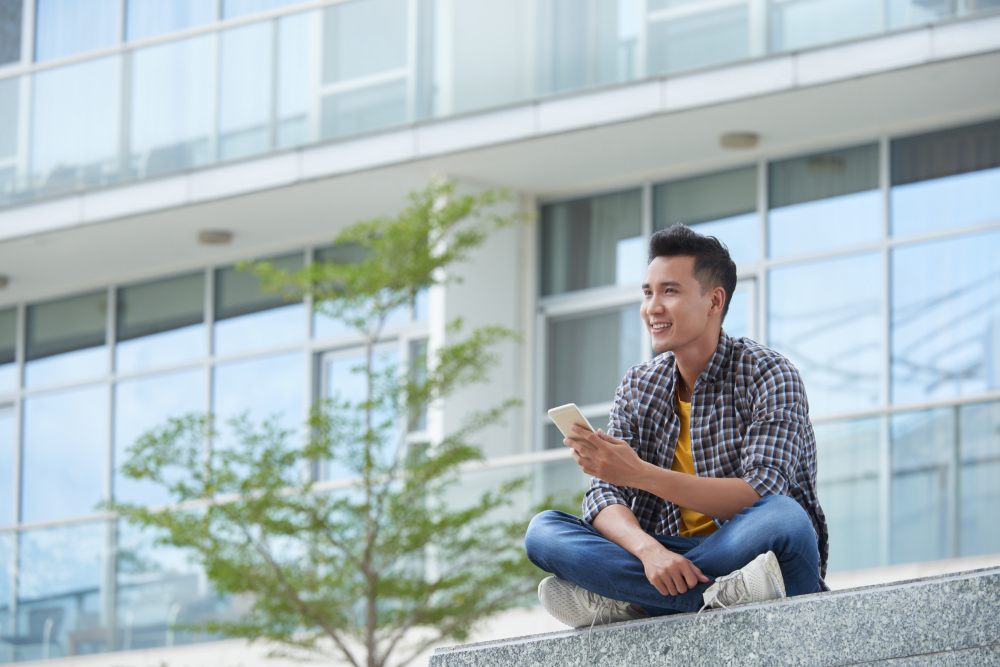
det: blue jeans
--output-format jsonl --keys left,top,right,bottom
{"left": 524, "top": 494, "right": 821, "bottom": 615}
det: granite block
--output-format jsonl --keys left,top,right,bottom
{"left": 857, "top": 643, "right": 1000, "bottom": 666}
{"left": 757, "top": 569, "right": 1000, "bottom": 667}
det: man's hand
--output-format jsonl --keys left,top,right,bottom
{"left": 636, "top": 542, "right": 709, "bottom": 596}
{"left": 565, "top": 425, "right": 648, "bottom": 487}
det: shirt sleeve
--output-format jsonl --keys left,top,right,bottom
{"left": 741, "top": 356, "right": 811, "bottom": 499}
{"left": 582, "top": 370, "right": 639, "bottom": 524}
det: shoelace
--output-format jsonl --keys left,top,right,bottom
{"left": 697, "top": 572, "right": 747, "bottom": 615}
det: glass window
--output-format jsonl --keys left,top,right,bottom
{"left": 891, "top": 231, "right": 1000, "bottom": 405}
{"left": 320, "top": 80, "right": 408, "bottom": 139}
{"left": 0, "top": 75, "right": 18, "bottom": 162}
{"left": 126, "top": 0, "right": 216, "bottom": 41}
{"left": 276, "top": 10, "right": 318, "bottom": 149}
{"left": 16, "top": 523, "right": 107, "bottom": 660}
{"left": 768, "top": 144, "right": 880, "bottom": 257}
{"left": 222, "top": 0, "right": 303, "bottom": 19}
{"left": 114, "top": 368, "right": 205, "bottom": 506}
{"left": 0, "top": 532, "right": 10, "bottom": 626}
{"left": 815, "top": 416, "right": 881, "bottom": 572}
{"left": 891, "top": 120, "right": 1000, "bottom": 237}
{"left": 22, "top": 385, "right": 108, "bottom": 522}
{"left": 958, "top": 400, "right": 1000, "bottom": 558}
{"left": 324, "top": 346, "right": 399, "bottom": 480}
{"left": 724, "top": 284, "right": 750, "bottom": 340}
{"left": 116, "top": 272, "right": 205, "bottom": 374}
{"left": 35, "top": 0, "right": 119, "bottom": 61}
{"left": 408, "top": 338, "right": 427, "bottom": 432}
{"left": 654, "top": 167, "right": 758, "bottom": 265}
{"left": 25, "top": 291, "right": 107, "bottom": 389}
{"left": 214, "top": 253, "right": 304, "bottom": 356}
{"left": 31, "top": 56, "right": 121, "bottom": 197}
{"left": 212, "top": 351, "right": 304, "bottom": 448}
{"left": 131, "top": 35, "right": 215, "bottom": 178}
{"left": 769, "top": 0, "right": 882, "bottom": 52}
{"left": 116, "top": 521, "right": 230, "bottom": 650}
{"left": 219, "top": 22, "right": 273, "bottom": 161}
{"left": 0, "top": 307, "right": 15, "bottom": 394}
{"left": 891, "top": 407, "right": 953, "bottom": 564}
{"left": 0, "top": 407, "right": 14, "bottom": 526}
{"left": 547, "top": 304, "right": 643, "bottom": 409}
{"left": 541, "top": 189, "right": 643, "bottom": 296}
{"left": 0, "top": 0, "right": 21, "bottom": 66}
{"left": 647, "top": 5, "right": 748, "bottom": 75}
{"left": 769, "top": 253, "right": 881, "bottom": 416}
{"left": 322, "top": 0, "right": 407, "bottom": 84}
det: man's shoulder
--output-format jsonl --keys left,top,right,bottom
{"left": 730, "top": 336, "right": 800, "bottom": 377}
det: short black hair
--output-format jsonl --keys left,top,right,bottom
{"left": 648, "top": 223, "right": 738, "bottom": 323}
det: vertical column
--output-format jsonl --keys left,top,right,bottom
{"left": 878, "top": 135, "right": 892, "bottom": 567}
{"left": 748, "top": 0, "right": 768, "bottom": 57}
{"left": 19, "top": 0, "right": 34, "bottom": 64}
{"left": 635, "top": 0, "right": 647, "bottom": 80}
{"left": 640, "top": 182, "right": 653, "bottom": 361}
{"left": 9, "top": 302, "right": 26, "bottom": 636}
{"left": 269, "top": 18, "right": 280, "bottom": 151}
{"left": 405, "top": 0, "right": 418, "bottom": 123}
{"left": 302, "top": 247, "right": 317, "bottom": 483}
{"left": 103, "top": 285, "right": 117, "bottom": 648}
{"left": 204, "top": 266, "right": 216, "bottom": 460}
{"left": 756, "top": 158, "right": 769, "bottom": 347}
{"left": 434, "top": 0, "right": 453, "bottom": 116}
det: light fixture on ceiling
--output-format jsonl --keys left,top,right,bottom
{"left": 198, "top": 230, "right": 233, "bottom": 245}
{"left": 0, "top": 275, "right": 8, "bottom": 289}
{"left": 720, "top": 132, "right": 759, "bottom": 149}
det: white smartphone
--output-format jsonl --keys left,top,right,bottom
{"left": 547, "top": 403, "right": 597, "bottom": 447}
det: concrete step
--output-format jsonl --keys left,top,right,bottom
{"left": 430, "top": 566, "right": 1000, "bottom": 667}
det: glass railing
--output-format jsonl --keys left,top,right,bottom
{"left": 0, "top": 0, "right": 997, "bottom": 210}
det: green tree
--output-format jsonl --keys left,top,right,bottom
{"left": 112, "top": 181, "right": 555, "bottom": 667}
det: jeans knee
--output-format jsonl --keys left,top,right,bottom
{"left": 524, "top": 510, "right": 565, "bottom": 563}
{"left": 757, "top": 495, "right": 815, "bottom": 545}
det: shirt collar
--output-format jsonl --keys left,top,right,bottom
{"left": 665, "top": 329, "right": 733, "bottom": 400}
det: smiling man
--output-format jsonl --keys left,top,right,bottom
{"left": 525, "top": 223, "right": 828, "bottom": 627}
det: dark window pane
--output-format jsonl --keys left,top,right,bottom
{"left": 408, "top": 338, "right": 427, "bottom": 432}
{"left": 0, "top": 307, "right": 14, "bottom": 393}
{"left": 126, "top": 0, "right": 215, "bottom": 41}
{"left": 541, "top": 189, "right": 643, "bottom": 296}
{"left": 547, "top": 304, "right": 642, "bottom": 408}
{"left": 215, "top": 253, "right": 302, "bottom": 321}
{"left": 768, "top": 145, "right": 880, "bottom": 257}
{"left": 0, "top": 0, "right": 21, "bottom": 66}
{"left": 891, "top": 121, "right": 1000, "bottom": 237}
{"left": 22, "top": 384, "right": 108, "bottom": 522}
{"left": 891, "top": 407, "right": 954, "bottom": 564}
{"left": 654, "top": 167, "right": 757, "bottom": 265}
{"left": 17, "top": 523, "right": 107, "bottom": 660}
{"left": 769, "top": 253, "right": 881, "bottom": 416}
{"left": 35, "top": 0, "right": 118, "bottom": 61}
{"left": 891, "top": 231, "right": 1000, "bottom": 404}
{"left": 116, "top": 273, "right": 205, "bottom": 373}
{"left": 25, "top": 291, "right": 107, "bottom": 388}
{"left": 959, "top": 400, "right": 1000, "bottom": 558}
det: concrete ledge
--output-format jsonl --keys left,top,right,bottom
{"left": 430, "top": 567, "right": 1000, "bottom": 667}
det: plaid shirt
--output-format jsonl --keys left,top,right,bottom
{"left": 583, "top": 330, "right": 829, "bottom": 579}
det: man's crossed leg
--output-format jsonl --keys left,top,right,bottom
{"left": 525, "top": 495, "right": 822, "bottom": 625}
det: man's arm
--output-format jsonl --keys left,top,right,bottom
{"left": 570, "top": 426, "right": 760, "bottom": 520}
{"left": 591, "top": 503, "right": 709, "bottom": 596}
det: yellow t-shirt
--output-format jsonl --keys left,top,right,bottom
{"left": 671, "top": 396, "right": 718, "bottom": 538}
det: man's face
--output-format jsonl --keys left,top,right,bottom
{"left": 641, "top": 255, "right": 719, "bottom": 355}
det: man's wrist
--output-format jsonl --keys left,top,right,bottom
{"left": 634, "top": 460, "right": 667, "bottom": 496}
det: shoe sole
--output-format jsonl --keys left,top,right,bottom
{"left": 538, "top": 576, "right": 593, "bottom": 628}
{"left": 763, "top": 551, "right": 787, "bottom": 599}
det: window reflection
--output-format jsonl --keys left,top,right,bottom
{"left": 276, "top": 10, "right": 318, "bottom": 148}
{"left": 0, "top": 307, "right": 15, "bottom": 394}
{"left": 891, "top": 231, "right": 1000, "bottom": 404}
{"left": 408, "top": 338, "right": 427, "bottom": 432}
{"left": 116, "top": 521, "right": 230, "bottom": 651}
{"left": 541, "top": 189, "right": 643, "bottom": 296}
{"left": 769, "top": 0, "right": 882, "bottom": 52}
{"left": 891, "top": 121, "right": 1000, "bottom": 237}
{"left": 768, "top": 145, "right": 880, "bottom": 257}
{"left": 547, "top": 305, "right": 642, "bottom": 409}
{"left": 958, "top": 401, "right": 1000, "bottom": 558}
{"left": 0, "top": 408, "right": 13, "bottom": 526}
{"left": 322, "top": 0, "right": 407, "bottom": 83}
{"left": 114, "top": 369, "right": 205, "bottom": 507}
{"left": 22, "top": 385, "right": 108, "bottom": 522}
{"left": 31, "top": 56, "right": 121, "bottom": 198}
{"left": 25, "top": 291, "right": 107, "bottom": 389}
{"left": 647, "top": 5, "right": 748, "bottom": 75}
{"left": 0, "top": 0, "right": 21, "bottom": 66}
{"left": 769, "top": 253, "right": 881, "bottom": 416}
{"left": 890, "top": 407, "right": 953, "bottom": 564}
{"left": 35, "top": 0, "right": 118, "bottom": 61}
{"left": 131, "top": 35, "right": 215, "bottom": 178}
{"left": 16, "top": 523, "right": 107, "bottom": 660}
{"left": 126, "top": 0, "right": 216, "bottom": 41}
{"left": 116, "top": 272, "right": 205, "bottom": 374}
{"left": 219, "top": 22, "right": 273, "bottom": 160}
{"left": 213, "top": 351, "right": 304, "bottom": 448}
{"left": 654, "top": 167, "right": 758, "bottom": 265}
{"left": 325, "top": 346, "right": 399, "bottom": 480}
{"left": 815, "top": 417, "right": 881, "bottom": 572}
{"left": 214, "top": 253, "right": 304, "bottom": 356}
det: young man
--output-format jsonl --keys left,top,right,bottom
{"left": 525, "top": 224, "right": 828, "bottom": 627}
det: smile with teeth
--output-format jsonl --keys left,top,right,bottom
{"left": 651, "top": 323, "right": 671, "bottom": 331}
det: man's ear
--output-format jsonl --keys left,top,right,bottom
{"left": 710, "top": 286, "right": 726, "bottom": 315}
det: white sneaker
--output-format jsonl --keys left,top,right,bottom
{"left": 700, "top": 551, "right": 786, "bottom": 612}
{"left": 538, "top": 576, "right": 642, "bottom": 628}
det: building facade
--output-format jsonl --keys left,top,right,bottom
{"left": 0, "top": 0, "right": 999, "bottom": 664}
